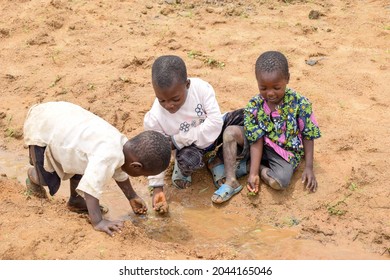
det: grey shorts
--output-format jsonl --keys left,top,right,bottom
{"left": 244, "top": 145, "right": 294, "bottom": 189}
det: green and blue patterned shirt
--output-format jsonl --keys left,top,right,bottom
{"left": 244, "top": 88, "right": 321, "bottom": 169}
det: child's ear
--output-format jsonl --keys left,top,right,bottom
{"left": 186, "top": 79, "right": 191, "bottom": 89}
{"left": 286, "top": 73, "right": 290, "bottom": 84}
{"left": 130, "top": 162, "right": 143, "bottom": 169}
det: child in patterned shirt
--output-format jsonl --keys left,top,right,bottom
{"left": 244, "top": 51, "right": 321, "bottom": 194}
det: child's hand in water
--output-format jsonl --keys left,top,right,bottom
{"left": 152, "top": 187, "right": 169, "bottom": 214}
{"left": 129, "top": 196, "right": 148, "bottom": 214}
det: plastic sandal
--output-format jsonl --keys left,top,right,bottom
{"left": 211, "top": 184, "right": 243, "bottom": 204}
{"left": 208, "top": 161, "right": 226, "bottom": 188}
{"left": 171, "top": 159, "right": 192, "bottom": 189}
{"left": 236, "top": 158, "right": 249, "bottom": 178}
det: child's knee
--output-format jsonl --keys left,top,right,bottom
{"left": 176, "top": 147, "right": 204, "bottom": 176}
{"left": 268, "top": 169, "right": 292, "bottom": 189}
{"left": 223, "top": 126, "right": 243, "bottom": 143}
{"left": 272, "top": 171, "right": 291, "bottom": 189}
{"left": 274, "top": 178, "right": 289, "bottom": 190}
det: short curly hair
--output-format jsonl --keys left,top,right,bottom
{"left": 127, "top": 130, "right": 171, "bottom": 173}
{"left": 152, "top": 55, "right": 187, "bottom": 89}
{"left": 255, "top": 51, "right": 289, "bottom": 80}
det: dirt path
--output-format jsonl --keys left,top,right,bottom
{"left": 0, "top": 0, "right": 389, "bottom": 260}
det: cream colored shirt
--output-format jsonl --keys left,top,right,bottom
{"left": 23, "top": 101, "right": 129, "bottom": 199}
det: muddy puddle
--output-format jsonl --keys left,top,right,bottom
{"left": 0, "top": 149, "right": 385, "bottom": 260}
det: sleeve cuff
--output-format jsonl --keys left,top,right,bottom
{"left": 171, "top": 135, "right": 182, "bottom": 150}
{"left": 148, "top": 177, "right": 165, "bottom": 187}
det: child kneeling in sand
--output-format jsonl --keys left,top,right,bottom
{"left": 24, "top": 101, "right": 171, "bottom": 236}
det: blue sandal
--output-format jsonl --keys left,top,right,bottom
{"left": 236, "top": 158, "right": 249, "bottom": 178}
{"left": 209, "top": 157, "right": 249, "bottom": 188}
{"left": 211, "top": 184, "right": 243, "bottom": 204}
{"left": 209, "top": 161, "right": 226, "bottom": 188}
{"left": 171, "top": 159, "right": 192, "bottom": 189}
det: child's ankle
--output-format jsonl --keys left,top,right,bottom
{"left": 67, "top": 195, "right": 85, "bottom": 207}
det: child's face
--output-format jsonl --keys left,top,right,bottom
{"left": 153, "top": 79, "right": 190, "bottom": 114}
{"left": 256, "top": 71, "right": 289, "bottom": 107}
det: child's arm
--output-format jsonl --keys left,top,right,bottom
{"left": 84, "top": 192, "right": 123, "bottom": 236}
{"left": 247, "top": 138, "right": 264, "bottom": 193}
{"left": 297, "top": 95, "right": 320, "bottom": 192}
{"left": 302, "top": 139, "right": 318, "bottom": 192}
{"left": 171, "top": 82, "right": 223, "bottom": 149}
{"left": 77, "top": 159, "right": 128, "bottom": 236}
{"left": 244, "top": 96, "right": 266, "bottom": 194}
{"left": 116, "top": 178, "right": 148, "bottom": 214}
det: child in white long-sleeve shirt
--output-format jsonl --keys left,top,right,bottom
{"left": 144, "top": 55, "right": 246, "bottom": 209}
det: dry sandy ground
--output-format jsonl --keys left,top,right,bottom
{"left": 0, "top": 0, "right": 389, "bottom": 260}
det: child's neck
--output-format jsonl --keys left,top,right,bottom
{"left": 268, "top": 103, "right": 278, "bottom": 112}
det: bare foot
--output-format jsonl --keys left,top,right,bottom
{"left": 260, "top": 167, "right": 282, "bottom": 190}
{"left": 211, "top": 180, "right": 242, "bottom": 204}
{"left": 173, "top": 179, "right": 191, "bottom": 189}
{"left": 26, "top": 168, "right": 48, "bottom": 198}
{"left": 66, "top": 195, "right": 108, "bottom": 214}
{"left": 26, "top": 178, "right": 48, "bottom": 199}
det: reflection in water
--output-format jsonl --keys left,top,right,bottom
{"left": 0, "top": 150, "right": 30, "bottom": 184}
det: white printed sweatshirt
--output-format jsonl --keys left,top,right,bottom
{"left": 144, "top": 77, "right": 223, "bottom": 186}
